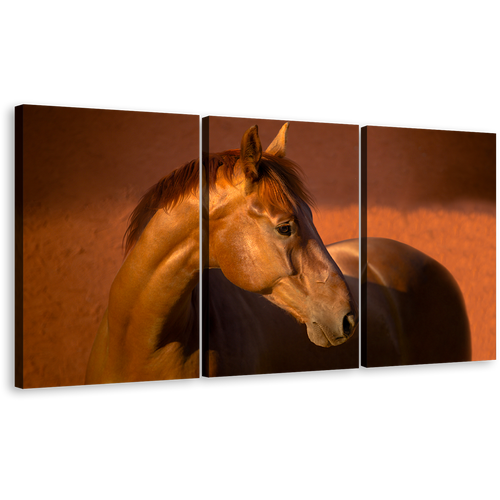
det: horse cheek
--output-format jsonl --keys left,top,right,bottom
{"left": 216, "top": 235, "right": 279, "bottom": 294}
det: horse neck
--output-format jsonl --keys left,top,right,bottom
{"left": 108, "top": 195, "right": 200, "bottom": 361}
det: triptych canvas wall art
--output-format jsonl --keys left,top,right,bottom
{"left": 15, "top": 104, "right": 498, "bottom": 388}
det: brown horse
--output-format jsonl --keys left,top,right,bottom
{"left": 86, "top": 122, "right": 470, "bottom": 384}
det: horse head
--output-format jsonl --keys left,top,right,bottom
{"left": 207, "top": 124, "right": 358, "bottom": 347}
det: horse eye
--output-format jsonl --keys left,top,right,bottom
{"left": 277, "top": 224, "right": 292, "bottom": 236}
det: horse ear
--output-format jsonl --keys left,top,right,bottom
{"left": 265, "top": 122, "right": 289, "bottom": 158}
{"left": 240, "top": 125, "right": 262, "bottom": 180}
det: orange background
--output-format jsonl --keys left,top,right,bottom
{"left": 20, "top": 109, "right": 493, "bottom": 388}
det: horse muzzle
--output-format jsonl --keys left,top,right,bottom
{"left": 307, "top": 309, "right": 358, "bottom": 347}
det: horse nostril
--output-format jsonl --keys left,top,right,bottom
{"left": 342, "top": 312, "right": 356, "bottom": 337}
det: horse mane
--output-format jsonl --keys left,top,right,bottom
{"left": 123, "top": 150, "right": 314, "bottom": 255}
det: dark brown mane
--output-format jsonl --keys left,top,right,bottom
{"left": 124, "top": 150, "right": 314, "bottom": 255}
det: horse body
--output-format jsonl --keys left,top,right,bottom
{"left": 86, "top": 122, "right": 470, "bottom": 385}
{"left": 361, "top": 237, "right": 471, "bottom": 367}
